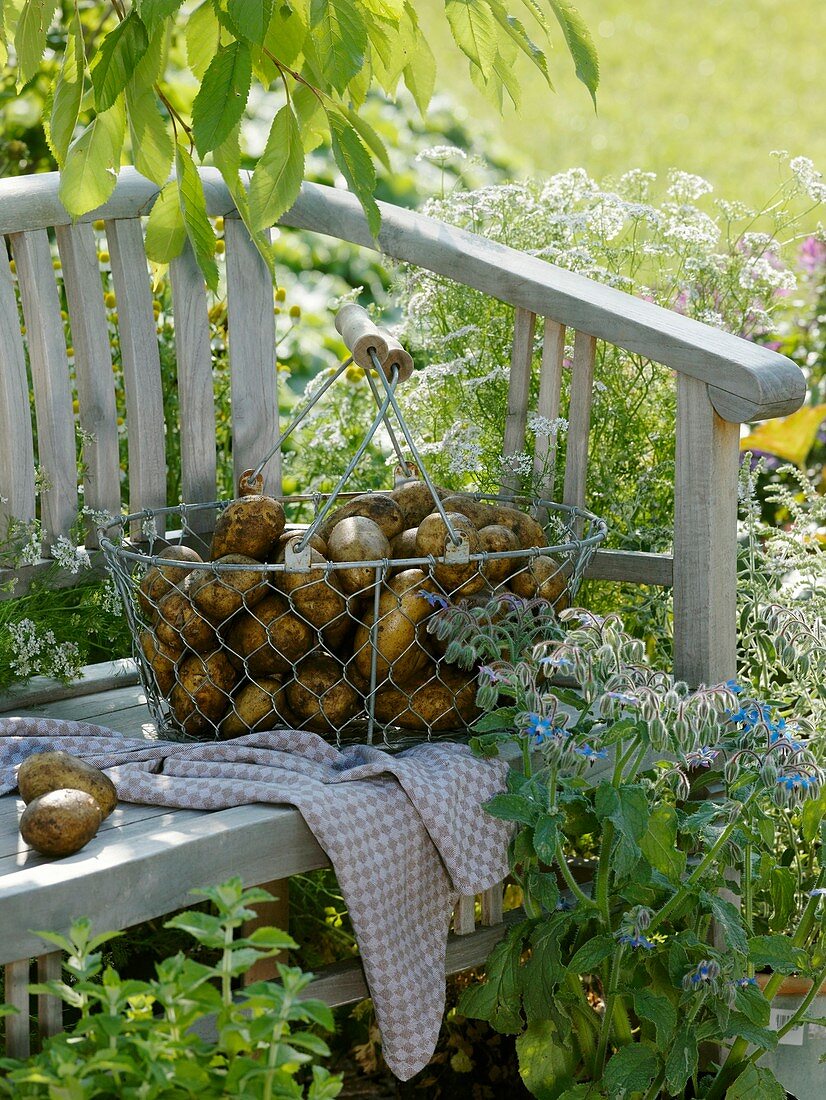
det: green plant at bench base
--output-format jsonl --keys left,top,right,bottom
{"left": 437, "top": 601, "right": 826, "bottom": 1099}
{"left": 0, "top": 878, "right": 342, "bottom": 1100}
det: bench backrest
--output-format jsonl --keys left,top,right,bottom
{"left": 0, "top": 168, "right": 806, "bottom": 687}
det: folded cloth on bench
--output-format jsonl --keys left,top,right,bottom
{"left": 0, "top": 717, "right": 511, "bottom": 1080}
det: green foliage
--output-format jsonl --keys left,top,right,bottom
{"left": 1, "top": 0, "right": 597, "bottom": 282}
{"left": 447, "top": 604, "right": 826, "bottom": 1097}
{"left": 0, "top": 878, "right": 342, "bottom": 1099}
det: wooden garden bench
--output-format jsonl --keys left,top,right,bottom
{"left": 0, "top": 168, "right": 805, "bottom": 1058}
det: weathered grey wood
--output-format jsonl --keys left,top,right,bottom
{"left": 0, "top": 801, "right": 328, "bottom": 966}
{"left": 562, "top": 331, "right": 597, "bottom": 520}
{"left": 0, "top": 551, "right": 107, "bottom": 600}
{"left": 8, "top": 683, "right": 151, "bottom": 724}
{"left": 501, "top": 307, "right": 536, "bottom": 494}
{"left": 0, "top": 171, "right": 804, "bottom": 421}
{"left": 55, "top": 223, "right": 121, "bottom": 545}
{"left": 453, "top": 894, "right": 476, "bottom": 935}
{"left": 4, "top": 958, "right": 30, "bottom": 1058}
{"left": 0, "top": 240, "right": 36, "bottom": 536}
{"left": 0, "top": 659, "right": 139, "bottom": 713}
{"left": 241, "top": 879, "right": 290, "bottom": 986}
{"left": 480, "top": 884, "right": 504, "bottom": 926}
{"left": 10, "top": 230, "right": 78, "bottom": 548}
{"left": 583, "top": 549, "right": 674, "bottom": 586}
{"left": 533, "top": 318, "right": 565, "bottom": 502}
{"left": 0, "top": 798, "right": 173, "bottom": 843}
{"left": 169, "top": 238, "right": 217, "bottom": 527}
{"left": 224, "top": 219, "right": 281, "bottom": 495}
{"left": 36, "top": 951, "right": 62, "bottom": 1040}
{"left": 673, "top": 376, "right": 740, "bottom": 686}
{"left": 105, "top": 218, "right": 166, "bottom": 524}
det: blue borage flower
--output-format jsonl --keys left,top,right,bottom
{"left": 574, "top": 743, "right": 608, "bottom": 762}
{"left": 777, "top": 771, "right": 819, "bottom": 795}
{"left": 525, "top": 712, "right": 570, "bottom": 746}
{"left": 809, "top": 888, "right": 826, "bottom": 897}
{"left": 417, "top": 589, "right": 450, "bottom": 609}
{"left": 478, "top": 664, "right": 506, "bottom": 683}
{"left": 683, "top": 746, "right": 720, "bottom": 769}
{"left": 732, "top": 976, "right": 758, "bottom": 988}
{"left": 617, "top": 930, "right": 655, "bottom": 949}
{"left": 682, "top": 959, "right": 721, "bottom": 991}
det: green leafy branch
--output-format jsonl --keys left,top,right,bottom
{"left": 1, "top": 0, "right": 598, "bottom": 287}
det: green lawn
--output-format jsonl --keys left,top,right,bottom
{"left": 419, "top": 0, "right": 826, "bottom": 214}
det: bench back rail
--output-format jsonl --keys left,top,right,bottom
{"left": 0, "top": 168, "right": 806, "bottom": 687}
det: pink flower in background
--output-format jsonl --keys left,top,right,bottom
{"left": 799, "top": 236, "right": 826, "bottom": 276}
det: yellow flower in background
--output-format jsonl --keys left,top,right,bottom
{"left": 741, "top": 404, "right": 826, "bottom": 467}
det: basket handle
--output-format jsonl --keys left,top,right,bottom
{"left": 335, "top": 304, "right": 414, "bottom": 382}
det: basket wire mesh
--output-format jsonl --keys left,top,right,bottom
{"left": 99, "top": 310, "right": 607, "bottom": 746}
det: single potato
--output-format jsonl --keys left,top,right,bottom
{"left": 509, "top": 554, "right": 568, "bottom": 608}
{"left": 391, "top": 481, "right": 448, "bottom": 528}
{"left": 478, "top": 524, "right": 520, "bottom": 587}
{"left": 155, "top": 586, "right": 218, "bottom": 653}
{"left": 224, "top": 592, "right": 314, "bottom": 677}
{"left": 326, "top": 516, "right": 390, "bottom": 596}
{"left": 287, "top": 654, "right": 360, "bottom": 734}
{"left": 210, "top": 490, "right": 286, "bottom": 559}
{"left": 274, "top": 545, "right": 348, "bottom": 633}
{"left": 439, "top": 494, "right": 498, "bottom": 530}
{"left": 373, "top": 663, "right": 479, "bottom": 731}
{"left": 220, "top": 678, "right": 295, "bottom": 739}
{"left": 488, "top": 504, "right": 548, "bottom": 550}
{"left": 17, "top": 751, "right": 118, "bottom": 818}
{"left": 137, "top": 545, "right": 203, "bottom": 615}
{"left": 139, "top": 629, "right": 181, "bottom": 696}
{"left": 318, "top": 493, "right": 404, "bottom": 542}
{"left": 189, "top": 554, "right": 270, "bottom": 622}
{"left": 352, "top": 568, "right": 437, "bottom": 686}
{"left": 19, "top": 788, "right": 102, "bottom": 858}
{"left": 415, "top": 512, "right": 485, "bottom": 596}
{"left": 169, "top": 651, "right": 238, "bottom": 736}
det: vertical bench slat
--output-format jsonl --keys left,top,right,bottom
{"left": 37, "top": 951, "right": 62, "bottom": 1040}
{"left": 224, "top": 220, "right": 281, "bottom": 495}
{"left": 480, "top": 885, "right": 504, "bottom": 926}
{"left": 10, "top": 230, "right": 78, "bottom": 550}
{"left": 106, "top": 219, "right": 167, "bottom": 524}
{"left": 673, "top": 376, "right": 739, "bottom": 686}
{"left": 56, "top": 223, "right": 121, "bottom": 544}
{"left": 562, "top": 330, "right": 597, "bottom": 517}
{"left": 0, "top": 241, "right": 36, "bottom": 533}
{"left": 170, "top": 239, "right": 217, "bottom": 527}
{"left": 4, "top": 959, "right": 30, "bottom": 1059}
{"left": 533, "top": 318, "right": 566, "bottom": 506}
{"left": 501, "top": 307, "right": 536, "bottom": 494}
{"left": 453, "top": 894, "right": 476, "bottom": 935}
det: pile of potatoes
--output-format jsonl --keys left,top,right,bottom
{"left": 135, "top": 473, "right": 568, "bottom": 740}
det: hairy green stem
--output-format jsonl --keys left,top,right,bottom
{"left": 595, "top": 944, "right": 626, "bottom": 1074}
{"left": 555, "top": 839, "right": 597, "bottom": 909}
{"left": 595, "top": 821, "right": 615, "bottom": 928}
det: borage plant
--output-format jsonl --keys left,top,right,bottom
{"left": 440, "top": 604, "right": 826, "bottom": 1099}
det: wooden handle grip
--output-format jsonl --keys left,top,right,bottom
{"left": 376, "top": 326, "right": 414, "bottom": 383}
{"left": 335, "top": 304, "right": 389, "bottom": 370}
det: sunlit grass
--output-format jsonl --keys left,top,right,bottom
{"left": 418, "top": 0, "right": 826, "bottom": 218}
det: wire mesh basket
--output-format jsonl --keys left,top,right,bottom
{"left": 98, "top": 306, "right": 607, "bottom": 746}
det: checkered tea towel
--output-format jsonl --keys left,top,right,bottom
{"left": 0, "top": 718, "right": 512, "bottom": 1080}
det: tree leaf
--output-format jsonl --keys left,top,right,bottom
{"left": 487, "top": 0, "right": 553, "bottom": 88}
{"left": 445, "top": 0, "right": 498, "bottom": 72}
{"left": 49, "top": 12, "right": 85, "bottom": 168}
{"left": 225, "top": 0, "right": 273, "bottom": 44}
{"left": 213, "top": 124, "right": 275, "bottom": 275}
{"left": 192, "top": 41, "right": 252, "bottom": 158}
{"left": 91, "top": 12, "right": 149, "bottom": 113}
{"left": 263, "top": 1, "right": 307, "bottom": 66}
{"left": 338, "top": 104, "right": 391, "bottom": 171}
{"left": 126, "top": 84, "right": 173, "bottom": 186}
{"left": 567, "top": 934, "right": 614, "bottom": 975}
{"left": 309, "top": 0, "right": 368, "bottom": 92}
{"left": 145, "top": 182, "right": 186, "bottom": 264}
{"left": 186, "top": 0, "right": 221, "bottom": 81}
{"left": 59, "top": 96, "right": 126, "bottom": 217}
{"left": 136, "top": 0, "right": 184, "bottom": 38}
{"left": 175, "top": 143, "right": 219, "bottom": 291}
{"left": 248, "top": 104, "right": 304, "bottom": 232}
{"left": 327, "top": 110, "right": 380, "bottom": 238}
{"left": 16, "top": 0, "right": 58, "bottom": 87}
{"left": 547, "top": 0, "right": 599, "bottom": 106}
{"left": 603, "top": 1042, "right": 659, "bottom": 1097}
{"left": 401, "top": 4, "right": 436, "bottom": 116}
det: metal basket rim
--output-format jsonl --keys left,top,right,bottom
{"left": 98, "top": 491, "right": 608, "bottom": 571}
